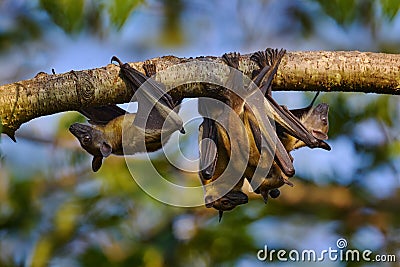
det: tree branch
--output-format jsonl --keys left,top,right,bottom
{"left": 1, "top": 50, "right": 399, "bottom": 140}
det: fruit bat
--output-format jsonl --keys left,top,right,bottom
{"left": 198, "top": 53, "right": 250, "bottom": 221}
{"left": 253, "top": 93, "right": 330, "bottom": 203}
{"left": 199, "top": 119, "right": 249, "bottom": 222}
{"left": 250, "top": 49, "right": 330, "bottom": 161}
{"left": 198, "top": 51, "right": 249, "bottom": 180}
{"left": 69, "top": 60, "right": 184, "bottom": 172}
{"left": 244, "top": 49, "right": 330, "bottom": 202}
{"left": 198, "top": 51, "right": 291, "bottom": 219}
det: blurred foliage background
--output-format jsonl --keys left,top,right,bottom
{"left": 0, "top": 0, "right": 400, "bottom": 266}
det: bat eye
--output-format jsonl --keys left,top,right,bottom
{"left": 221, "top": 200, "right": 230, "bottom": 206}
{"left": 82, "top": 135, "right": 91, "bottom": 145}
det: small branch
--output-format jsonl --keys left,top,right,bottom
{"left": 0, "top": 50, "right": 399, "bottom": 140}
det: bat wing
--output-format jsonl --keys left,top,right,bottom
{"left": 79, "top": 105, "right": 126, "bottom": 125}
{"left": 265, "top": 95, "right": 321, "bottom": 148}
{"left": 273, "top": 134, "right": 295, "bottom": 177}
{"left": 199, "top": 118, "right": 218, "bottom": 180}
{"left": 111, "top": 56, "right": 184, "bottom": 133}
{"left": 250, "top": 49, "right": 322, "bottom": 149}
{"left": 245, "top": 104, "right": 294, "bottom": 177}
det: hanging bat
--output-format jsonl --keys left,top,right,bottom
{"left": 69, "top": 61, "right": 183, "bottom": 172}
{"left": 253, "top": 92, "right": 330, "bottom": 203}
{"left": 205, "top": 94, "right": 330, "bottom": 217}
{"left": 243, "top": 49, "right": 330, "bottom": 202}
{"left": 198, "top": 53, "right": 251, "bottom": 221}
{"left": 280, "top": 92, "right": 329, "bottom": 149}
{"left": 199, "top": 118, "right": 249, "bottom": 222}
{"left": 250, "top": 49, "right": 330, "bottom": 166}
{"left": 198, "top": 52, "right": 248, "bottom": 180}
{"left": 198, "top": 51, "right": 290, "bottom": 219}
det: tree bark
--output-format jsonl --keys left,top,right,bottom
{"left": 1, "top": 50, "right": 399, "bottom": 140}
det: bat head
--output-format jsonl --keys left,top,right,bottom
{"left": 289, "top": 102, "right": 330, "bottom": 151}
{"left": 69, "top": 123, "right": 112, "bottom": 172}
{"left": 205, "top": 190, "right": 248, "bottom": 211}
{"left": 304, "top": 103, "right": 329, "bottom": 140}
{"left": 302, "top": 103, "right": 331, "bottom": 151}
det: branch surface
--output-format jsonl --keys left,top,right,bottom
{"left": 1, "top": 50, "right": 399, "bottom": 140}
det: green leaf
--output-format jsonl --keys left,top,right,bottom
{"left": 108, "top": 0, "right": 144, "bottom": 30}
{"left": 364, "top": 95, "right": 393, "bottom": 126}
{"left": 389, "top": 140, "right": 400, "bottom": 157}
{"left": 40, "top": 0, "right": 84, "bottom": 33}
{"left": 380, "top": 0, "right": 400, "bottom": 20}
{"left": 159, "top": 0, "right": 184, "bottom": 46}
{"left": 316, "top": 0, "right": 357, "bottom": 25}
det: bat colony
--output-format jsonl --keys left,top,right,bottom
{"left": 69, "top": 48, "right": 331, "bottom": 221}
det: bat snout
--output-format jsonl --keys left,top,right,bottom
{"left": 211, "top": 191, "right": 249, "bottom": 211}
{"left": 69, "top": 123, "right": 92, "bottom": 137}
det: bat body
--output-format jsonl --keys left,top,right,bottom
{"left": 70, "top": 60, "right": 184, "bottom": 172}
{"left": 254, "top": 98, "right": 330, "bottom": 203}
{"left": 281, "top": 95, "right": 329, "bottom": 150}
{"left": 69, "top": 111, "right": 171, "bottom": 172}
{"left": 199, "top": 117, "right": 248, "bottom": 222}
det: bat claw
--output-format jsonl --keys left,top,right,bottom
{"left": 250, "top": 51, "right": 267, "bottom": 68}
{"left": 222, "top": 52, "right": 240, "bottom": 69}
{"left": 111, "top": 56, "right": 123, "bottom": 66}
{"left": 143, "top": 62, "right": 157, "bottom": 77}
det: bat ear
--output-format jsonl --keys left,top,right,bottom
{"left": 92, "top": 156, "right": 103, "bottom": 172}
{"left": 100, "top": 142, "right": 112, "bottom": 157}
